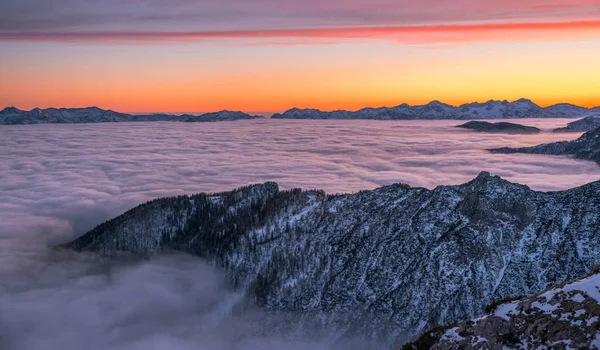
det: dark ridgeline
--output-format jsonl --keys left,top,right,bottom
{"left": 554, "top": 114, "right": 600, "bottom": 132}
{"left": 0, "top": 107, "right": 262, "bottom": 124}
{"left": 271, "top": 99, "right": 600, "bottom": 120}
{"left": 491, "top": 126, "right": 600, "bottom": 164}
{"left": 64, "top": 172, "right": 600, "bottom": 344}
{"left": 2, "top": 99, "right": 600, "bottom": 124}
{"left": 456, "top": 121, "right": 541, "bottom": 134}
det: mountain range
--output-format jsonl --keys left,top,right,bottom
{"left": 272, "top": 99, "right": 600, "bottom": 120}
{"left": 64, "top": 173, "right": 600, "bottom": 345}
{"left": 2, "top": 99, "right": 600, "bottom": 124}
{"left": 0, "top": 107, "right": 262, "bottom": 124}
{"left": 456, "top": 121, "right": 541, "bottom": 134}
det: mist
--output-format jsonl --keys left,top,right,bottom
{"left": 0, "top": 119, "right": 598, "bottom": 349}
{"left": 1, "top": 251, "right": 375, "bottom": 350}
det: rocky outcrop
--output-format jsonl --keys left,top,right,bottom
{"left": 0, "top": 107, "right": 262, "bottom": 124}
{"left": 405, "top": 269, "right": 600, "bottom": 349}
{"left": 456, "top": 121, "right": 540, "bottom": 134}
{"left": 64, "top": 173, "right": 600, "bottom": 343}
{"left": 490, "top": 127, "right": 600, "bottom": 164}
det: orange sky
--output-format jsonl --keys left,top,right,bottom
{"left": 1, "top": 3, "right": 600, "bottom": 112}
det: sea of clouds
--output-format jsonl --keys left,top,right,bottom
{"left": 0, "top": 119, "right": 598, "bottom": 349}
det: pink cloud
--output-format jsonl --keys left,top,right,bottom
{"left": 1, "top": 0, "right": 598, "bottom": 34}
{"left": 1, "top": 20, "right": 599, "bottom": 45}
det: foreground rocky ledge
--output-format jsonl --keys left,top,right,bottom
{"left": 405, "top": 268, "right": 600, "bottom": 349}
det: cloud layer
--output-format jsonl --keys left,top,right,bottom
{"left": 1, "top": 0, "right": 599, "bottom": 43}
{"left": 1, "top": 118, "right": 597, "bottom": 239}
{"left": 3, "top": 20, "right": 600, "bottom": 45}
{"left": 0, "top": 119, "right": 598, "bottom": 349}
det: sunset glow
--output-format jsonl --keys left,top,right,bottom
{"left": 1, "top": 0, "right": 599, "bottom": 112}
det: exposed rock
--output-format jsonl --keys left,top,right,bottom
{"left": 406, "top": 269, "right": 600, "bottom": 349}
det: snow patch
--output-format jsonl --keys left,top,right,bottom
{"left": 571, "top": 293, "right": 586, "bottom": 303}
{"left": 441, "top": 328, "right": 464, "bottom": 342}
{"left": 494, "top": 301, "right": 519, "bottom": 321}
{"left": 562, "top": 274, "right": 600, "bottom": 303}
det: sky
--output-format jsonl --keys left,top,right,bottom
{"left": 1, "top": 0, "right": 599, "bottom": 113}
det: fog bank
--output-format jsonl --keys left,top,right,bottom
{"left": 0, "top": 119, "right": 597, "bottom": 349}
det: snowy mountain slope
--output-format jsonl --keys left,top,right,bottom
{"left": 491, "top": 127, "right": 600, "bottom": 164}
{"left": 0, "top": 107, "right": 262, "bottom": 124}
{"left": 271, "top": 99, "right": 596, "bottom": 120}
{"left": 64, "top": 173, "right": 600, "bottom": 343}
{"left": 405, "top": 268, "right": 600, "bottom": 349}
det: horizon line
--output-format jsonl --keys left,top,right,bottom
{"left": 3, "top": 98, "right": 599, "bottom": 117}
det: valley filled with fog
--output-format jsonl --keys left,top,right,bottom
{"left": 1, "top": 119, "right": 598, "bottom": 349}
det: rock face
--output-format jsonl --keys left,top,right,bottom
{"left": 272, "top": 99, "right": 598, "bottom": 120}
{"left": 555, "top": 114, "right": 600, "bottom": 132}
{"left": 490, "top": 127, "right": 600, "bottom": 165}
{"left": 65, "top": 173, "right": 600, "bottom": 343}
{"left": 0, "top": 107, "right": 262, "bottom": 124}
{"left": 405, "top": 269, "right": 600, "bottom": 349}
{"left": 456, "top": 121, "right": 540, "bottom": 134}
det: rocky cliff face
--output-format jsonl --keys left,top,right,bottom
{"left": 65, "top": 173, "right": 600, "bottom": 344}
{"left": 490, "top": 127, "right": 600, "bottom": 165}
{"left": 405, "top": 269, "right": 600, "bottom": 349}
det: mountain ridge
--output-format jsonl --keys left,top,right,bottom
{"left": 0, "top": 106, "right": 263, "bottom": 124}
{"left": 2, "top": 99, "right": 600, "bottom": 124}
{"left": 63, "top": 173, "right": 600, "bottom": 345}
{"left": 491, "top": 127, "right": 600, "bottom": 165}
{"left": 456, "top": 121, "right": 541, "bottom": 134}
{"left": 272, "top": 99, "right": 600, "bottom": 120}
{"left": 554, "top": 114, "right": 600, "bottom": 132}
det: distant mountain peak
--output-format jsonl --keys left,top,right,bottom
{"left": 512, "top": 98, "right": 539, "bottom": 107}
{"left": 86, "top": 106, "right": 109, "bottom": 112}
{"left": 428, "top": 100, "right": 447, "bottom": 106}
{"left": 425, "top": 100, "right": 453, "bottom": 109}
{"left": 1, "top": 106, "right": 21, "bottom": 114}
